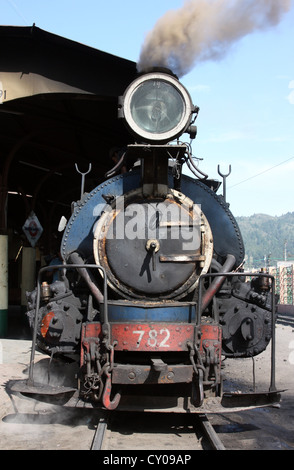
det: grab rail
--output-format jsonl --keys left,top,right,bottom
{"left": 27, "top": 263, "right": 107, "bottom": 387}
{"left": 198, "top": 271, "right": 277, "bottom": 393}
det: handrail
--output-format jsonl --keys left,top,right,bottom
{"left": 27, "top": 263, "right": 107, "bottom": 386}
{"left": 198, "top": 271, "right": 277, "bottom": 393}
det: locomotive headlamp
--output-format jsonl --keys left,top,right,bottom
{"left": 119, "top": 71, "right": 195, "bottom": 143}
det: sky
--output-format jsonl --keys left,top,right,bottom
{"left": 2, "top": 0, "right": 294, "bottom": 217}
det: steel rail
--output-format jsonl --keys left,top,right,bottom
{"left": 91, "top": 415, "right": 108, "bottom": 450}
{"left": 196, "top": 413, "right": 226, "bottom": 450}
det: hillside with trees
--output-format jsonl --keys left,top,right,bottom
{"left": 235, "top": 212, "right": 294, "bottom": 269}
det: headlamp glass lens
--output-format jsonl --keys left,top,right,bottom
{"left": 130, "top": 80, "right": 185, "bottom": 135}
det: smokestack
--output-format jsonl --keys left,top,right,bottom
{"left": 137, "top": 0, "right": 291, "bottom": 77}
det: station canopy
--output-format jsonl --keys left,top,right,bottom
{"left": 0, "top": 25, "right": 137, "bottom": 243}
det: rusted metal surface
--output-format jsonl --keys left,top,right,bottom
{"left": 112, "top": 364, "right": 194, "bottom": 385}
{"left": 197, "top": 323, "right": 222, "bottom": 366}
{"left": 110, "top": 322, "right": 194, "bottom": 351}
{"left": 102, "top": 374, "right": 121, "bottom": 410}
{"left": 80, "top": 322, "right": 102, "bottom": 367}
{"left": 40, "top": 311, "right": 55, "bottom": 338}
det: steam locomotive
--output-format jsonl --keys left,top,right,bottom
{"left": 12, "top": 68, "right": 280, "bottom": 412}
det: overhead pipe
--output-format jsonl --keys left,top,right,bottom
{"left": 68, "top": 252, "right": 104, "bottom": 304}
{"left": 201, "top": 254, "right": 236, "bottom": 312}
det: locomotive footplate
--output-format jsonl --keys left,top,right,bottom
{"left": 8, "top": 379, "right": 76, "bottom": 396}
{"left": 115, "top": 389, "right": 283, "bottom": 413}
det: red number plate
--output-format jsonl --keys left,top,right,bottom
{"left": 111, "top": 323, "right": 194, "bottom": 351}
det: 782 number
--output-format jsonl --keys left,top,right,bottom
{"left": 133, "top": 328, "right": 170, "bottom": 348}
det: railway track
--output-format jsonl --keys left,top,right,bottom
{"left": 195, "top": 414, "right": 226, "bottom": 450}
{"left": 90, "top": 411, "right": 226, "bottom": 451}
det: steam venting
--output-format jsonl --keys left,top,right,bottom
{"left": 137, "top": 0, "right": 291, "bottom": 77}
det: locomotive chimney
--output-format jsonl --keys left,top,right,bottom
{"left": 137, "top": 66, "right": 179, "bottom": 80}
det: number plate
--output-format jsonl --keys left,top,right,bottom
{"left": 111, "top": 323, "right": 194, "bottom": 351}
